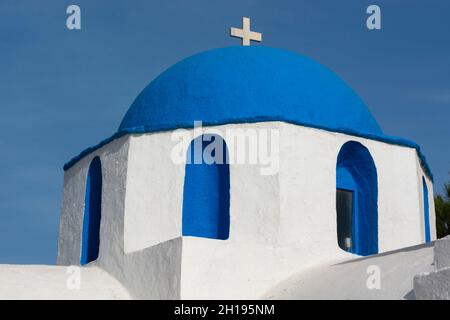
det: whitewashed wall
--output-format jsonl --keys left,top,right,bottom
{"left": 123, "top": 123, "right": 281, "bottom": 252}
{"left": 58, "top": 121, "right": 435, "bottom": 299}
{"left": 124, "top": 133, "right": 184, "bottom": 253}
{"left": 179, "top": 122, "right": 436, "bottom": 299}
{"left": 57, "top": 136, "right": 181, "bottom": 299}
{"left": 57, "top": 137, "right": 131, "bottom": 267}
{"left": 278, "top": 123, "right": 433, "bottom": 252}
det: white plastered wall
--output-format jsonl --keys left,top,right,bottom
{"left": 57, "top": 136, "right": 130, "bottom": 268}
{"left": 123, "top": 123, "right": 282, "bottom": 299}
{"left": 428, "top": 177, "right": 437, "bottom": 240}
{"left": 58, "top": 121, "right": 435, "bottom": 299}
{"left": 418, "top": 169, "right": 437, "bottom": 242}
{"left": 178, "top": 122, "right": 435, "bottom": 299}
{"left": 57, "top": 136, "right": 181, "bottom": 299}
{"left": 123, "top": 123, "right": 280, "bottom": 253}
{"left": 123, "top": 133, "right": 184, "bottom": 253}
{"left": 279, "top": 123, "right": 432, "bottom": 252}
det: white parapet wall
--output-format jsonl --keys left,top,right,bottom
{"left": 414, "top": 236, "right": 450, "bottom": 300}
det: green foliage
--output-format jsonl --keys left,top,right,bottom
{"left": 435, "top": 178, "right": 450, "bottom": 239}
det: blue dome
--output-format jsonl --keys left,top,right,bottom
{"left": 64, "top": 46, "right": 432, "bottom": 181}
{"left": 119, "top": 46, "right": 383, "bottom": 136}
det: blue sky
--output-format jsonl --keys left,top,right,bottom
{"left": 0, "top": 1, "right": 449, "bottom": 264}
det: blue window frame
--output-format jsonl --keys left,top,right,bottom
{"left": 182, "top": 135, "right": 230, "bottom": 240}
{"left": 80, "top": 156, "right": 102, "bottom": 265}
{"left": 423, "top": 177, "right": 430, "bottom": 243}
{"left": 336, "top": 141, "right": 378, "bottom": 256}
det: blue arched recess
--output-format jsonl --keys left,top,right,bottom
{"left": 423, "top": 177, "right": 431, "bottom": 243}
{"left": 80, "top": 156, "right": 102, "bottom": 265}
{"left": 336, "top": 141, "right": 378, "bottom": 256}
{"left": 182, "top": 135, "right": 230, "bottom": 240}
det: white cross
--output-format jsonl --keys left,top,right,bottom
{"left": 230, "top": 17, "right": 262, "bottom": 46}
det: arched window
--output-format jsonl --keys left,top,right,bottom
{"left": 80, "top": 156, "right": 102, "bottom": 265}
{"left": 422, "top": 177, "right": 430, "bottom": 243}
{"left": 336, "top": 141, "right": 378, "bottom": 256}
{"left": 182, "top": 134, "right": 230, "bottom": 240}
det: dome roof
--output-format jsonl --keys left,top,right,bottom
{"left": 64, "top": 46, "right": 432, "bottom": 181}
{"left": 119, "top": 46, "right": 383, "bottom": 136}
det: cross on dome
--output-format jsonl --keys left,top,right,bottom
{"left": 230, "top": 17, "right": 262, "bottom": 46}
